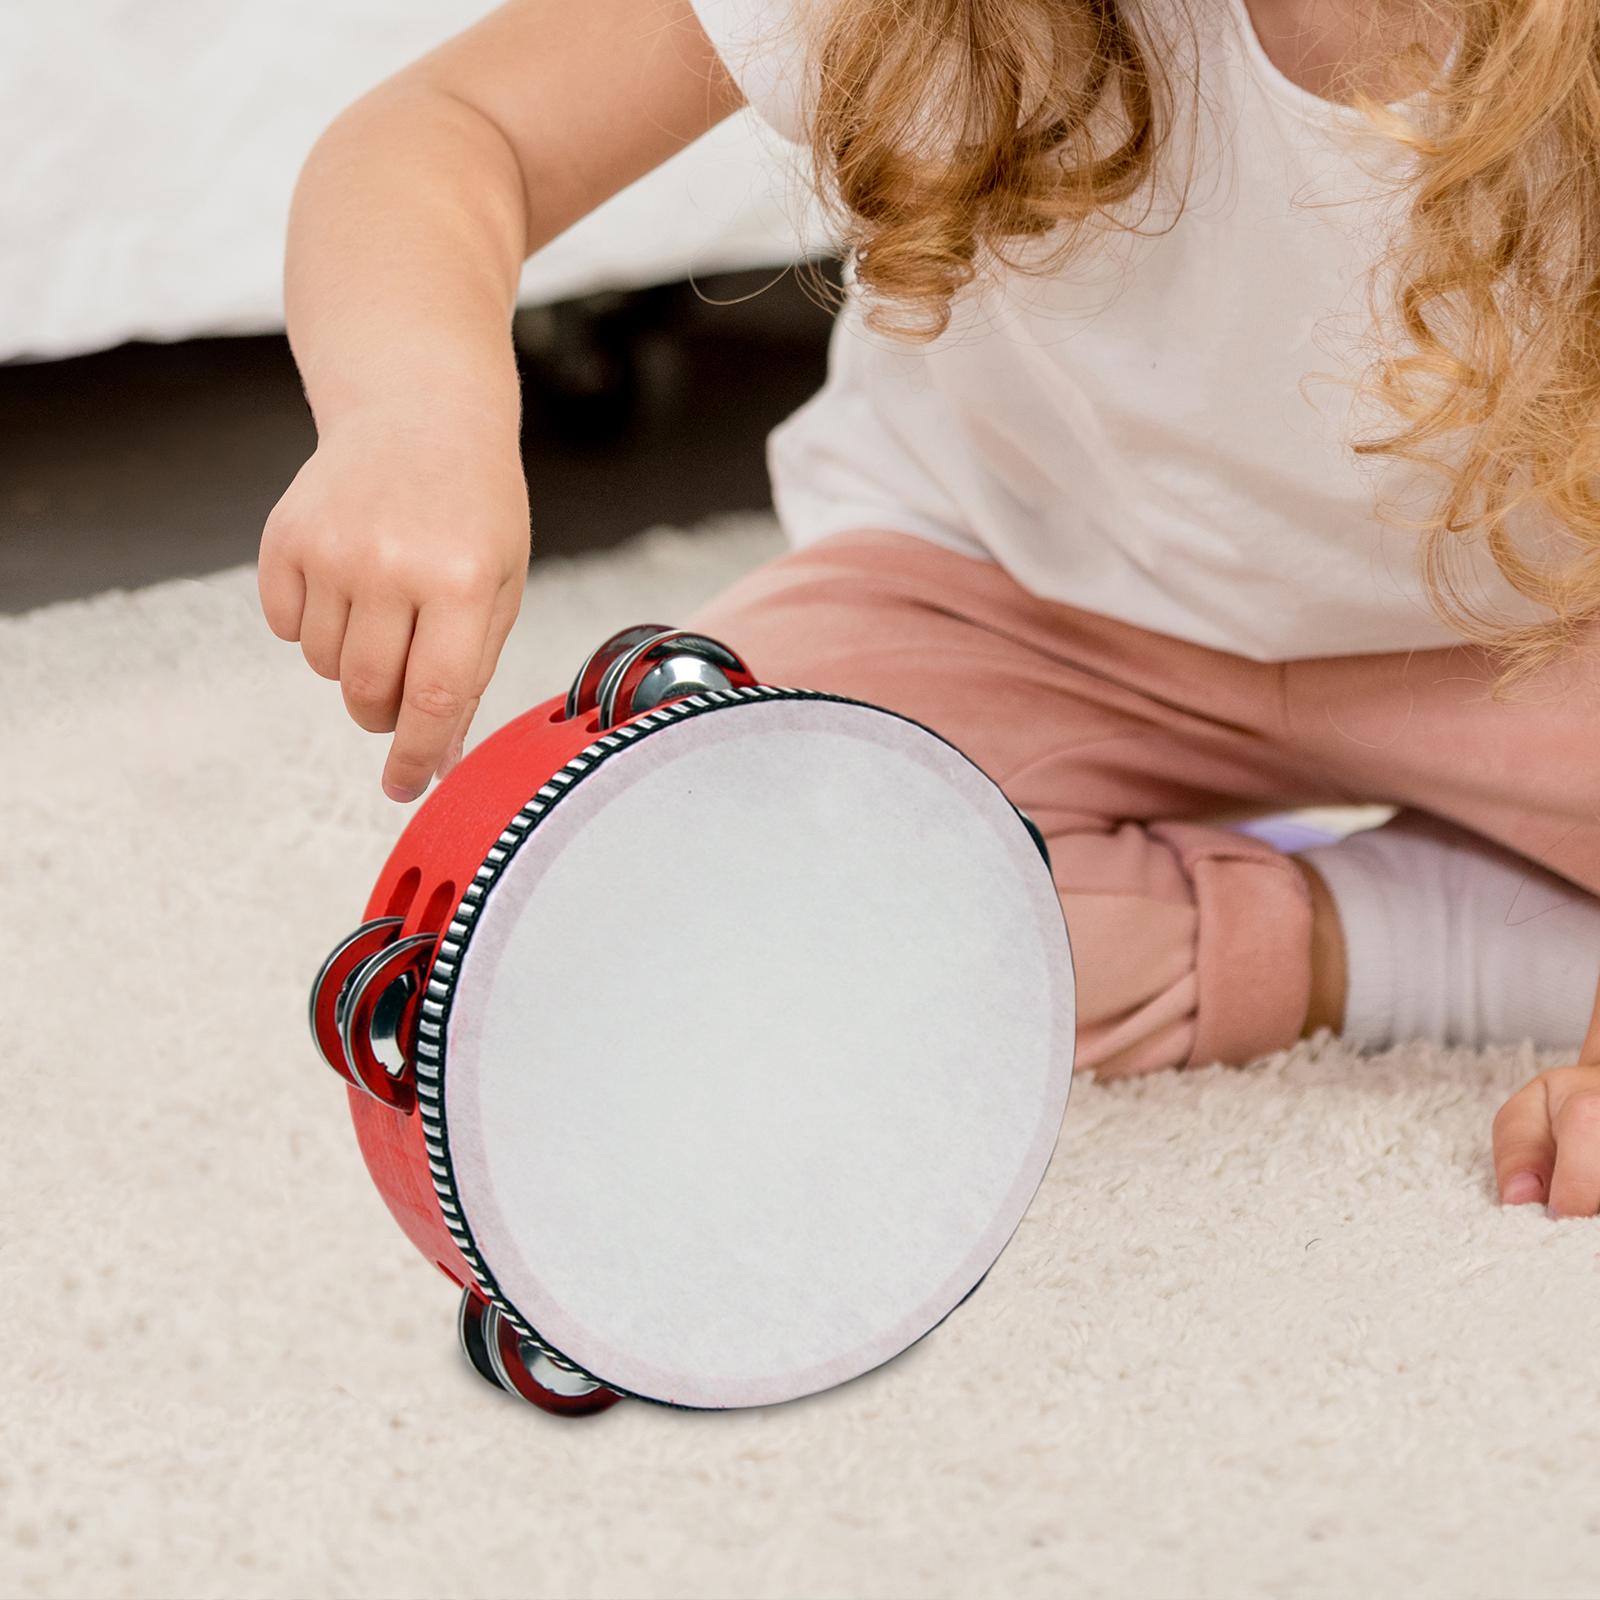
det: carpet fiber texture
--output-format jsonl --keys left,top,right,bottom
{"left": 4, "top": 514, "right": 1599, "bottom": 1600}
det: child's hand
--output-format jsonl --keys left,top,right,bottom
{"left": 1492, "top": 1064, "right": 1600, "bottom": 1216}
{"left": 259, "top": 404, "right": 530, "bottom": 802}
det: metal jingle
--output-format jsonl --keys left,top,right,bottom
{"left": 308, "top": 917, "right": 404, "bottom": 1078}
{"left": 563, "top": 623, "right": 674, "bottom": 722}
{"left": 481, "top": 1305, "right": 620, "bottom": 1416}
{"left": 628, "top": 639, "right": 751, "bottom": 716}
{"left": 591, "top": 626, "right": 682, "bottom": 728}
{"left": 337, "top": 931, "right": 438, "bottom": 1105}
{"left": 479, "top": 1303, "right": 512, "bottom": 1394}
{"left": 367, "top": 969, "right": 415, "bottom": 1078}
{"left": 519, "top": 1344, "right": 610, "bottom": 1401}
{"left": 457, "top": 1290, "right": 502, "bottom": 1391}
{"left": 596, "top": 629, "right": 755, "bottom": 730}
{"left": 627, "top": 651, "right": 735, "bottom": 716}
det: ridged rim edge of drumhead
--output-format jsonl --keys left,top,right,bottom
{"left": 413, "top": 682, "right": 1061, "bottom": 1410}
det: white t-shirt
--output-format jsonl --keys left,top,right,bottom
{"left": 690, "top": 0, "right": 1545, "bottom": 660}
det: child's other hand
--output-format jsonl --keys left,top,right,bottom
{"left": 259, "top": 405, "right": 530, "bottom": 802}
{"left": 1492, "top": 1064, "right": 1600, "bottom": 1216}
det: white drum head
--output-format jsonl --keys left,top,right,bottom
{"left": 434, "top": 692, "right": 1074, "bottom": 1409}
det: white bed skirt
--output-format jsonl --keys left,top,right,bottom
{"left": 0, "top": 0, "right": 831, "bottom": 364}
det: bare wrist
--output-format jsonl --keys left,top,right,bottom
{"left": 307, "top": 377, "right": 522, "bottom": 455}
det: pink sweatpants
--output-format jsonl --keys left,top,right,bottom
{"left": 682, "top": 528, "right": 1600, "bottom": 1076}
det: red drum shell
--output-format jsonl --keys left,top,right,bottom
{"left": 345, "top": 694, "right": 601, "bottom": 1296}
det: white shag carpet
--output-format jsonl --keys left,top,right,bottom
{"left": 4, "top": 514, "right": 1599, "bottom": 1600}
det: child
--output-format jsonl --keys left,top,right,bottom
{"left": 259, "top": 0, "right": 1600, "bottom": 1217}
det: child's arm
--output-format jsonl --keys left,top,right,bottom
{"left": 259, "top": 0, "right": 743, "bottom": 801}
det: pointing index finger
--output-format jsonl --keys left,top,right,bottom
{"left": 383, "top": 598, "right": 492, "bottom": 802}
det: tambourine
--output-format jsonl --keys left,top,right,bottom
{"left": 310, "top": 625, "right": 1076, "bottom": 1415}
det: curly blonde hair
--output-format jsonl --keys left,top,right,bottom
{"left": 801, "top": 0, "right": 1600, "bottom": 687}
